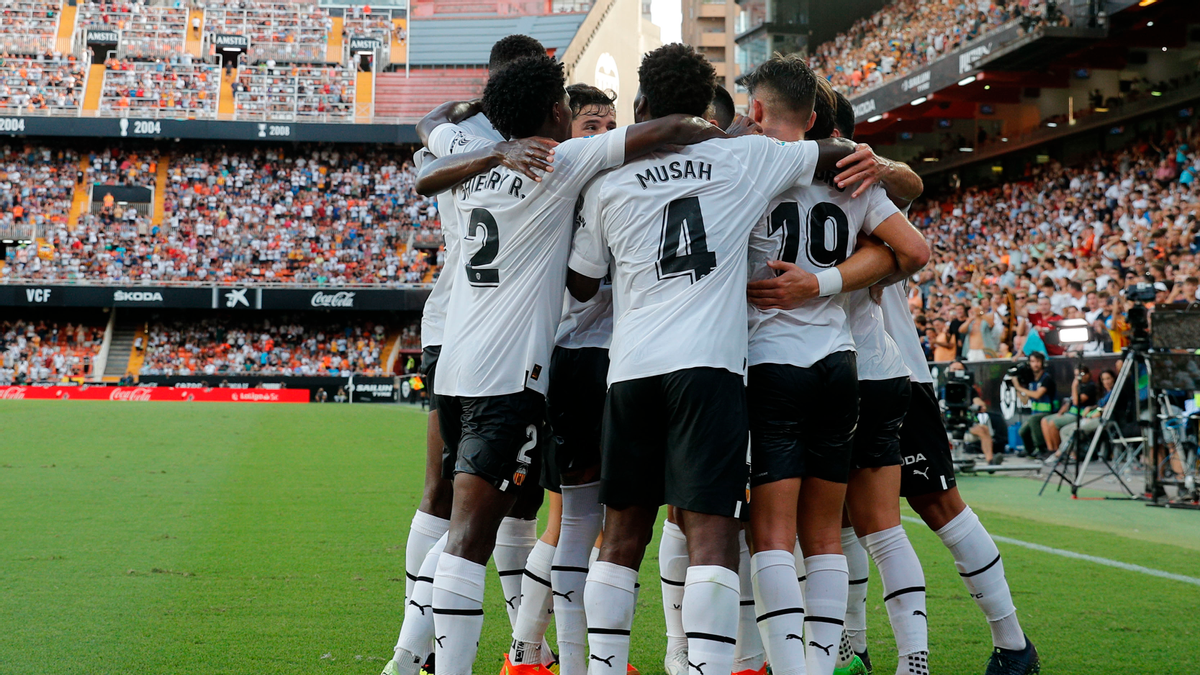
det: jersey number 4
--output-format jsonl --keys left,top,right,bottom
{"left": 464, "top": 208, "right": 500, "bottom": 287}
{"left": 656, "top": 196, "right": 716, "bottom": 283}
{"left": 768, "top": 201, "right": 850, "bottom": 270}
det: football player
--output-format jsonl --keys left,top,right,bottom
{"left": 741, "top": 60, "right": 929, "bottom": 675}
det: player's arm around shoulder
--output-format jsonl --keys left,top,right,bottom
{"left": 415, "top": 134, "right": 559, "bottom": 197}
{"left": 621, "top": 111, "right": 727, "bottom": 160}
{"left": 416, "top": 99, "right": 482, "bottom": 146}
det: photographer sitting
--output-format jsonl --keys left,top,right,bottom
{"left": 1046, "top": 369, "right": 1118, "bottom": 464}
{"left": 1040, "top": 364, "right": 1097, "bottom": 455}
{"left": 946, "top": 361, "right": 1002, "bottom": 465}
{"left": 1012, "top": 351, "right": 1057, "bottom": 457}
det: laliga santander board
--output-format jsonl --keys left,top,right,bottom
{"left": 0, "top": 386, "right": 309, "bottom": 403}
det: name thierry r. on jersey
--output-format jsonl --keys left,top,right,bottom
{"left": 457, "top": 169, "right": 529, "bottom": 201}
{"left": 635, "top": 160, "right": 712, "bottom": 190}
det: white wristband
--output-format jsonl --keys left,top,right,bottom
{"left": 816, "top": 268, "right": 843, "bottom": 297}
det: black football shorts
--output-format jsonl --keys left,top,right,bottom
{"left": 747, "top": 351, "right": 860, "bottom": 487}
{"left": 899, "top": 381, "right": 958, "bottom": 498}
{"left": 601, "top": 367, "right": 749, "bottom": 518}
{"left": 542, "top": 346, "right": 609, "bottom": 493}
{"left": 438, "top": 389, "right": 547, "bottom": 495}
{"left": 852, "top": 376, "right": 910, "bottom": 469}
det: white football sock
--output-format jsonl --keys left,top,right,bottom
{"left": 793, "top": 540, "right": 807, "bottom": 590}
{"left": 751, "top": 550, "right": 807, "bottom": 675}
{"left": 684, "top": 565, "right": 740, "bottom": 675}
{"left": 862, "top": 526, "right": 928, "bottom": 659}
{"left": 841, "top": 528, "right": 869, "bottom": 656}
{"left": 934, "top": 507, "right": 1025, "bottom": 651}
{"left": 393, "top": 532, "right": 447, "bottom": 674}
{"left": 431, "top": 553, "right": 487, "bottom": 675}
{"left": 660, "top": 520, "right": 690, "bottom": 656}
{"left": 896, "top": 652, "right": 929, "bottom": 675}
{"left": 734, "top": 532, "right": 766, "bottom": 672}
{"left": 803, "top": 555, "right": 848, "bottom": 675}
{"left": 406, "top": 511, "right": 449, "bottom": 604}
{"left": 494, "top": 516, "right": 538, "bottom": 628}
{"left": 584, "top": 561, "right": 638, "bottom": 675}
{"left": 554, "top": 482, "right": 605, "bottom": 675}
{"left": 510, "top": 540, "right": 557, "bottom": 665}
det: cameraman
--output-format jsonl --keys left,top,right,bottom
{"left": 1012, "top": 351, "right": 1057, "bottom": 457}
{"left": 946, "top": 361, "right": 1001, "bottom": 464}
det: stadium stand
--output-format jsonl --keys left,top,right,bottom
{"left": 0, "top": 0, "right": 63, "bottom": 54}
{"left": 906, "top": 119, "right": 1200, "bottom": 359}
{"left": 0, "top": 316, "right": 106, "bottom": 383}
{"left": 232, "top": 62, "right": 355, "bottom": 121}
{"left": 202, "top": 0, "right": 333, "bottom": 63}
{"left": 0, "top": 55, "right": 87, "bottom": 115}
{"left": 77, "top": 1, "right": 190, "bottom": 59}
{"left": 136, "top": 314, "right": 398, "bottom": 376}
{"left": 809, "top": 0, "right": 1062, "bottom": 97}
{"left": 100, "top": 57, "right": 220, "bottom": 116}
{"left": 1, "top": 143, "right": 438, "bottom": 285}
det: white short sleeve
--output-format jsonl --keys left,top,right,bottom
{"left": 427, "top": 122, "right": 496, "bottom": 158}
{"left": 861, "top": 184, "right": 901, "bottom": 236}
{"left": 740, "top": 136, "right": 820, "bottom": 198}
{"left": 567, "top": 175, "right": 611, "bottom": 279}
{"left": 551, "top": 126, "right": 628, "bottom": 197}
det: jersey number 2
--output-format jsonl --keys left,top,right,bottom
{"left": 464, "top": 208, "right": 500, "bottom": 287}
{"left": 656, "top": 196, "right": 716, "bottom": 283}
{"left": 768, "top": 201, "right": 850, "bottom": 269}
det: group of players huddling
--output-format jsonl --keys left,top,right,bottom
{"left": 383, "top": 35, "right": 1041, "bottom": 675}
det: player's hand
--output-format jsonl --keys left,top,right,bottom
{"left": 747, "top": 260, "right": 819, "bottom": 310}
{"left": 495, "top": 137, "right": 558, "bottom": 181}
{"left": 869, "top": 283, "right": 885, "bottom": 305}
{"left": 725, "top": 114, "right": 763, "bottom": 137}
{"left": 834, "top": 143, "right": 890, "bottom": 198}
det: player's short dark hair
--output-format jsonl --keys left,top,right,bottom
{"left": 483, "top": 54, "right": 565, "bottom": 139}
{"left": 488, "top": 35, "right": 545, "bottom": 70}
{"left": 741, "top": 53, "right": 818, "bottom": 123}
{"left": 567, "top": 83, "right": 616, "bottom": 117}
{"left": 638, "top": 43, "right": 716, "bottom": 119}
{"left": 833, "top": 90, "right": 855, "bottom": 139}
{"left": 711, "top": 84, "right": 735, "bottom": 130}
{"left": 808, "top": 77, "right": 837, "bottom": 140}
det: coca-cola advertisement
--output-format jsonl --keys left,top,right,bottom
{"left": 0, "top": 385, "right": 308, "bottom": 403}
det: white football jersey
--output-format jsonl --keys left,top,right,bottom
{"left": 419, "top": 113, "right": 504, "bottom": 349}
{"left": 747, "top": 179, "right": 899, "bottom": 368}
{"left": 842, "top": 287, "right": 911, "bottom": 381}
{"left": 434, "top": 124, "right": 628, "bottom": 397}
{"left": 880, "top": 281, "right": 934, "bottom": 383}
{"left": 556, "top": 284, "right": 614, "bottom": 349}
{"left": 570, "top": 136, "right": 820, "bottom": 385}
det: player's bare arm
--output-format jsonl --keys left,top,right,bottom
{"left": 868, "top": 212, "right": 931, "bottom": 285}
{"left": 566, "top": 269, "right": 600, "bottom": 303}
{"left": 834, "top": 142, "right": 924, "bottom": 205}
{"left": 621, "top": 111, "right": 728, "bottom": 158}
{"left": 747, "top": 233, "right": 898, "bottom": 310}
{"left": 415, "top": 99, "right": 483, "bottom": 145}
{"left": 414, "top": 137, "right": 559, "bottom": 196}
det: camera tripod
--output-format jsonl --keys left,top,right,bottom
{"left": 1039, "top": 349, "right": 1141, "bottom": 498}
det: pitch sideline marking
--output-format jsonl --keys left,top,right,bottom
{"left": 899, "top": 515, "right": 1200, "bottom": 587}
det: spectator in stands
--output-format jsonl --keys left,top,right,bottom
{"left": 0, "top": 318, "right": 103, "bottom": 383}
{"left": 1040, "top": 363, "right": 1098, "bottom": 456}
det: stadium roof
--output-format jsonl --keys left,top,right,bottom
{"left": 408, "top": 13, "right": 590, "bottom": 67}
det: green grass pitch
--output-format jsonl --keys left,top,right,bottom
{"left": 1, "top": 401, "right": 1198, "bottom": 674}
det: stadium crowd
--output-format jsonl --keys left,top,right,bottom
{"left": 0, "top": 55, "right": 87, "bottom": 113}
{"left": 101, "top": 57, "right": 219, "bottom": 114}
{"left": 1, "top": 144, "right": 440, "bottom": 285}
{"left": 810, "top": 0, "right": 1063, "bottom": 97}
{"left": 907, "top": 120, "right": 1200, "bottom": 361}
{"left": 0, "top": 143, "right": 79, "bottom": 232}
{"left": 137, "top": 315, "right": 395, "bottom": 376}
{"left": 0, "top": 318, "right": 105, "bottom": 384}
